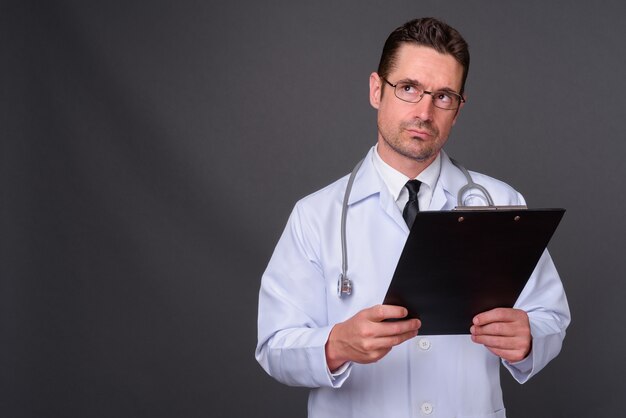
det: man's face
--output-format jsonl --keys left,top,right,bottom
{"left": 370, "top": 44, "right": 464, "bottom": 171}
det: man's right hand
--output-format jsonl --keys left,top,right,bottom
{"left": 325, "top": 304, "right": 421, "bottom": 372}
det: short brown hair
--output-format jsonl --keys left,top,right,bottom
{"left": 377, "top": 17, "right": 470, "bottom": 94}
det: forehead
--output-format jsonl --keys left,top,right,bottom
{"left": 390, "top": 44, "right": 463, "bottom": 91}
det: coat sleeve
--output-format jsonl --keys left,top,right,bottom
{"left": 255, "top": 202, "right": 352, "bottom": 388}
{"left": 502, "top": 193, "right": 571, "bottom": 383}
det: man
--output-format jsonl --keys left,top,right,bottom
{"left": 256, "top": 17, "right": 570, "bottom": 417}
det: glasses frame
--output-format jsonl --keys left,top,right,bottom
{"left": 381, "top": 77, "right": 465, "bottom": 110}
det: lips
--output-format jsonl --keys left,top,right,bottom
{"left": 406, "top": 128, "right": 433, "bottom": 138}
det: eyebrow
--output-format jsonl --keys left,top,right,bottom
{"left": 395, "top": 78, "right": 460, "bottom": 94}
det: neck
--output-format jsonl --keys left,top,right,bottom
{"left": 376, "top": 140, "right": 438, "bottom": 179}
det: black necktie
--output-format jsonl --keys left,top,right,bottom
{"left": 402, "top": 180, "right": 421, "bottom": 229}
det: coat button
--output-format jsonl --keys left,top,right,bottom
{"left": 418, "top": 338, "right": 431, "bottom": 350}
{"left": 420, "top": 402, "right": 433, "bottom": 415}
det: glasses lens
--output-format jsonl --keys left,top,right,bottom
{"left": 393, "top": 81, "right": 461, "bottom": 109}
{"left": 394, "top": 82, "right": 422, "bottom": 102}
{"left": 432, "top": 92, "right": 460, "bottom": 110}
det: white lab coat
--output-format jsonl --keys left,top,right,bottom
{"left": 256, "top": 147, "right": 570, "bottom": 418}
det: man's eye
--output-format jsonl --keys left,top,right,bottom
{"left": 399, "top": 83, "right": 419, "bottom": 94}
{"left": 435, "top": 92, "right": 453, "bottom": 103}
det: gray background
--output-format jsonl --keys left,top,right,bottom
{"left": 3, "top": 1, "right": 625, "bottom": 417}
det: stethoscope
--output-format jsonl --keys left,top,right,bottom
{"left": 337, "top": 157, "right": 495, "bottom": 298}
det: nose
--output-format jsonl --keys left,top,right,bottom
{"left": 412, "top": 92, "right": 435, "bottom": 121}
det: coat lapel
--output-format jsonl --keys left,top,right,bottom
{"left": 347, "top": 147, "right": 410, "bottom": 233}
{"left": 428, "top": 150, "right": 468, "bottom": 211}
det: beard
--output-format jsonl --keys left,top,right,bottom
{"left": 378, "top": 118, "right": 445, "bottom": 162}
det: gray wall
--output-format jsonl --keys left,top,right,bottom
{"left": 3, "top": 1, "right": 625, "bottom": 417}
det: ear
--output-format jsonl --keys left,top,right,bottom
{"left": 369, "top": 72, "right": 382, "bottom": 109}
{"left": 452, "top": 94, "right": 466, "bottom": 125}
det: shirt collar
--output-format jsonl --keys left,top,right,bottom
{"left": 372, "top": 144, "right": 442, "bottom": 202}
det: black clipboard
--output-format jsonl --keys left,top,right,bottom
{"left": 383, "top": 208, "right": 565, "bottom": 335}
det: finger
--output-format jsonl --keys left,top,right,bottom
{"left": 347, "top": 328, "right": 419, "bottom": 363}
{"left": 482, "top": 346, "right": 529, "bottom": 363}
{"left": 374, "top": 318, "right": 421, "bottom": 338}
{"left": 471, "top": 334, "right": 511, "bottom": 350}
{"left": 364, "top": 304, "right": 409, "bottom": 322}
{"left": 471, "top": 321, "right": 520, "bottom": 337}
{"left": 473, "top": 307, "right": 523, "bottom": 326}
{"left": 365, "top": 329, "right": 420, "bottom": 352}
{"left": 471, "top": 334, "right": 529, "bottom": 351}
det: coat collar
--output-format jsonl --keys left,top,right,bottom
{"left": 347, "top": 147, "right": 469, "bottom": 212}
{"left": 346, "top": 147, "right": 384, "bottom": 206}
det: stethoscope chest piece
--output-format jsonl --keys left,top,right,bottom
{"left": 337, "top": 274, "right": 352, "bottom": 298}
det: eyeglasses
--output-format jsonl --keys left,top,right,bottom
{"left": 381, "top": 77, "right": 465, "bottom": 110}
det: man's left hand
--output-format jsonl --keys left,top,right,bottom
{"left": 470, "top": 308, "right": 531, "bottom": 363}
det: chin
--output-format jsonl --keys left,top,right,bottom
{"left": 402, "top": 146, "right": 436, "bottom": 162}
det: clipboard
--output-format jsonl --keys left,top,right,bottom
{"left": 382, "top": 208, "right": 565, "bottom": 335}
